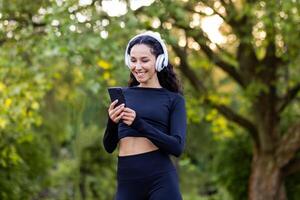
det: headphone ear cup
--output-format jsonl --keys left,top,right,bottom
{"left": 156, "top": 54, "right": 165, "bottom": 72}
{"left": 126, "top": 54, "right": 130, "bottom": 68}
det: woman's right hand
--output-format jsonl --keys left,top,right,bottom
{"left": 108, "top": 100, "right": 125, "bottom": 123}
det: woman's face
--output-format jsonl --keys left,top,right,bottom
{"left": 129, "top": 44, "right": 158, "bottom": 85}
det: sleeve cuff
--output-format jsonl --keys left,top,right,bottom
{"left": 130, "top": 112, "right": 144, "bottom": 132}
{"left": 107, "top": 115, "right": 118, "bottom": 130}
{"left": 107, "top": 115, "right": 116, "bottom": 123}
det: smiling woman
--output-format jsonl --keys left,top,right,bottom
{"left": 102, "top": 31, "right": 187, "bottom": 200}
{"left": 128, "top": 44, "right": 159, "bottom": 86}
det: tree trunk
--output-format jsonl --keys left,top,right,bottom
{"left": 248, "top": 150, "right": 287, "bottom": 200}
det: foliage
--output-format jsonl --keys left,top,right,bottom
{"left": 1, "top": 0, "right": 300, "bottom": 199}
{"left": 213, "top": 135, "right": 252, "bottom": 200}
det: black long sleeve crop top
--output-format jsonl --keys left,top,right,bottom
{"left": 102, "top": 86, "right": 187, "bottom": 157}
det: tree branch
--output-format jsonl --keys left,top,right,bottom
{"left": 199, "top": 1, "right": 258, "bottom": 86}
{"left": 171, "top": 43, "right": 206, "bottom": 92}
{"left": 282, "top": 158, "right": 300, "bottom": 177}
{"left": 185, "top": 28, "right": 245, "bottom": 88}
{"left": 209, "top": 102, "right": 260, "bottom": 146}
{"left": 278, "top": 83, "right": 300, "bottom": 113}
{"left": 202, "top": 1, "right": 227, "bottom": 22}
{"left": 175, "top": 3, "right": 233, "bottom": 56}
{"left": 276, "top": 121, "right": 300, "bottom": 168}
{"left": 170, "top": 41, "right": 259, "bottom": 146}
{"left": 202, "top": 0, "right": 249, "bottom": 39}
{"left": 170, "top": 2, "right": 248, "bottom": 89}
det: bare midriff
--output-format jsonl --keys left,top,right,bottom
{"left": 118, "top": 137, "right": 159, "bottom": 156}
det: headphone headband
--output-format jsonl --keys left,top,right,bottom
{"left": 124, "top": 31, "right": 169, "bottom": 71}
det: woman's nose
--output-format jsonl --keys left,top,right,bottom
{"left": 135, "top": 62, "right": 142, "bottom": 69}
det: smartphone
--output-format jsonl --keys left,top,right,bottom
{"left": 107, "top": 87, "right": 126, "bottom": 108}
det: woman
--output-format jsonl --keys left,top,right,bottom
{"left": 103, "top": 31, "right": 187, "bottom": 200}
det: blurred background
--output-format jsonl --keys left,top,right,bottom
{"left": 0, "top": 0, "right": 300, "bottom": 199}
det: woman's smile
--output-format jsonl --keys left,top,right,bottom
{"left": 136, "top": 71, "right": 146, "bottom": 78}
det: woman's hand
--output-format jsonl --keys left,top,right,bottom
{"left": 121, "top": 107, "right": 136, "bottom": 126}
{"left": 108, "top": 100, "right": 125, "bottom": 123}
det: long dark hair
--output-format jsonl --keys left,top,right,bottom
{"left": 126, "top": 35, "right": 183, "bottom": 95}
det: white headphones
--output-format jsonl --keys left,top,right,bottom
{"left": 124, "top": 31, "right": 169, "bottom": 72}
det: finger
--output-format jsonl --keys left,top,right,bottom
{"left": 109, "top": 100, "right": 119, "bottom": 110}
{"left": 121, "top": 114, "right": 129, "bottom": 119}
{"left": 122, "top": 112, "right": 133, "bottom": 118}
{"left": 108, "top": 101, "right": 117, "bottom": 110}
{"left": 112, "top": 103, "right": 124, "bottom": 112}
{"left": 126, "top": 108, "right": 135, "bottom": 116}
{"left": 109, "top": 104, "right": 123, "bottom": 117}
{"left": 112, "top": 107, "right": 124, "bottom": 119}
{"left": 111, "top": 103, "right": 125, "bottom": 114}
{"left": 109, "top": 104, "right": 121, "bottom": 116}
{"left": 121, "top": 115, "right": 133, "bottom": 121}
{"left": 122, "top": 108, "right": 134, "bottom": 115}
{"left": 116, "top": 113, "right": 123, "bottom": 120}
{"left": 123, "top": 107, "right": 132, "bottom": 112}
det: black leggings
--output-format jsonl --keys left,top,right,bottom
{"left": 115, "top": 149, "right": 182, "bottom": 200}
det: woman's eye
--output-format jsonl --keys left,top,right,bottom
{"left": 142, "top": 60, "right": 149, "bottom": 63}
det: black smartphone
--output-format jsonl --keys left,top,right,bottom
{"left": 107, "top": 87, "right": 126, "bottom": 108}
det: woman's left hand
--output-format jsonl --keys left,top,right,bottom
{"left": 121, "top": 107, "right": 136, "bottom": 126}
